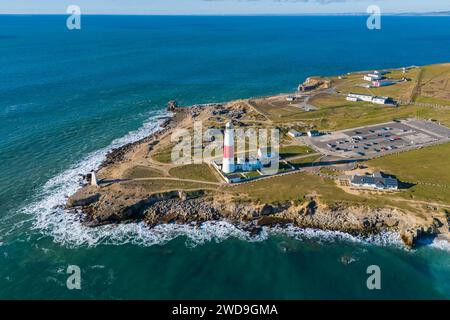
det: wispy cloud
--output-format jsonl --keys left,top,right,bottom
{"left": 202, "top": 0, "right": 359, "bottom": 3}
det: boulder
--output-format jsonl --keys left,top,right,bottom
{"left": 260, "top": 204, "right": 274, "bottom": 216}
{"left": 400, "top": 229, "right": 416, "bottom": 248}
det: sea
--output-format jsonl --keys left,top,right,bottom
{"left": 0, "top": 15, "right": 449, "bottom": 299}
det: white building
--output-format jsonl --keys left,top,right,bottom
{"left": 372, "top": 96, "right": 389, "bottom": 104}
{"left": 307, "top": 130, "right": 321, "bottom": 137}
{"left": 286, "top": 96, "right": 296, "bottom": 102}
{"left": 364, "top": 74, "right": 382, "bottom": 81}
{"left": 373, "top": 70, "right": 390, "bottom": 75}
{"left": 348, "top": 93, "right": 374, "bottom": 102}
{"left": 288, "top": 129, "right": 302, "bottom": 138}
{"left": 351, "top": 172, "right": 398, "bottom": 190}
{"left": 347, "top": 93, "right": 394, "bottom": 106}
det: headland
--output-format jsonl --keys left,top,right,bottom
{"left": 66, "top": 63, "right": 450, "bottom": 248}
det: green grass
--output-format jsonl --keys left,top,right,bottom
{"left": 227, "top": 170, "right": 434, "bottom": 213}
{"left": 288, "top": 155, "right": 322, "bottom": 167}
{"left": 319, "top": 167, "right": 340, "bottom": 176}
{"left": 169, "top": 163, "right": 219, "bottom": 183}
{"left": 152, "top": 145, "right": 175, "bottom": 164}
{"left": 244, "top": 171, "right": 261, "bottom": 179}
{"left": 279, "top": 145, "right": 315, "bottom": 158}
{"left": 122, "top": 166, "right": 164, "bottom": 179}
{"left": 366, "top": 142, "right": 450, "bottom": 186}
{"left": 153, "top": 143, "right": 222, "bottom": 164}
{"left": 228, "top": 172, "right": 361, "bottom": 205}
{"left": 414, "top": 63, "right": 450, "bottom": 105}
{"left": 415, "top": 95, "right": 450, "bottom": 106}
{"left": 398, "top": 184, "right": 450, "bottom": 205}
{"left": 366, "top": 142, "right": 450, "bottom": 205}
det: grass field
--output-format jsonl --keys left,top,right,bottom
{"left": 366, "top": 142, "right": 450, "bottom": 205}
{"left": 288, "top": 154, "right": 322, "bottom": 167}
{"left": 248, "top": 99, "right": 307, "bottom": 122}
{"left": 227, "top": 170, "right": 437, "bottom": 213}
{"left": 399, "top": 185, "right": 450, "bottom": 205}
{"left": 122, "top": 166, "right": 164, "bottom": 179}
{"left": 366, "top": 142, "right": 450, "bottom": 185}
{"left": 414, "top": 63, "right": 450, "bottom": 104}
{"left": 152, "top": 144, "right": 175, "bottom": 164}
{"left": 169, "top": 163, "right": 219, "bottom": 182}
{"left": 228, "top": 172, "right": 361, "bottom": 205}
{"left": 279, "top": 145, "right": 315, "bottom": 158}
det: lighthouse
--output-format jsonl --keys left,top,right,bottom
{"left": 222, "top": 122, "right": 235, "bottom": 173}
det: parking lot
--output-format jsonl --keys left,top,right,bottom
{"left": 306, "top": 119, "right": 450, "bottom": 159}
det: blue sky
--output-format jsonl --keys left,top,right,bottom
{"left": 0, "top": 0, "right": 449, "bottom": 15}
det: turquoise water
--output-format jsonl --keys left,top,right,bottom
{"left": 0, "top": 15, "right": 449, "bottom": 299}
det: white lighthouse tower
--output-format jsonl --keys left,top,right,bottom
{"left": 90, "top": 171, "right": 98, "bottom": 187}
{"left": 222, "top": 122, "right": 235, "bottom": 174}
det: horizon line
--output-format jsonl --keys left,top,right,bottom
{"left": 0, "top": 12, "right": 449, "bottom": 17}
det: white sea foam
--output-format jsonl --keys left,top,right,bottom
{"left": 427, "top": 238, "right": 450, "bottom": 252}
{"left": 19, "top": 110, "right": 448, "bottom": 251}
{"left": 268, "top": 225, "right": 404, "bottom": 248}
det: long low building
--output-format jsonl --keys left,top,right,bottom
{"left": 364, "top": 74, "right": 382, "bottom": 81}
{"left": 348, "top": 93, "right": 374, "bottom": 102}
{"left": 347, "top": 93, "right": 396, "bottom": 106}
{"left": 288, "top": 129, "right": 303, "bottom": 138}
{"left": 372, "top": 80, "right": 395, "bottom": 87}
{"left": 351, "top": 172, "right": 398, "bottom": 190}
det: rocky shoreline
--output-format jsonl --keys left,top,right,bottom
{"left": 99, "top": 116, "right": 173, "bottom": 170}
{"left": 67, "top": 184, "right": 443, "bottom": 248}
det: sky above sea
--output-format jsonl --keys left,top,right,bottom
{"left": 0, "top": 14, "right": 449, "bottom": 299}
{"left": 1, "top": 0, "right": 449, "bottom": 15}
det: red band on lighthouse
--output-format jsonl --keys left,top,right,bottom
{"left": 223, "top": 145, "right": 234, "bottom": 158}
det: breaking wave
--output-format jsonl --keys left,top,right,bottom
{"left": 424, "top": 237, "right": 450, "bottom": 252}
{"left": 21, "top": 110, "right": 168, "bottom": 246}
{"left": 18, "top": 110, "right": 446, "bottom": 251}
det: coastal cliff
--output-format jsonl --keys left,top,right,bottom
{"left": 67, "top": 175, "right": 444, "bottom": 248}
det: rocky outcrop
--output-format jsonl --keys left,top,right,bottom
{"left": 66, "top": 188, "right": 100, "bottom": 207}
{"left": 145, "top": 198, "right": 222, "bottom": 227}
{"left": 167, "top": 100, "right": 178, "bottom": 112}
{"left": 400, "top": 225, "right": 439, "bottom": 248}
{"left": 99, "top": 117, "right": 173, "bottom": 169}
